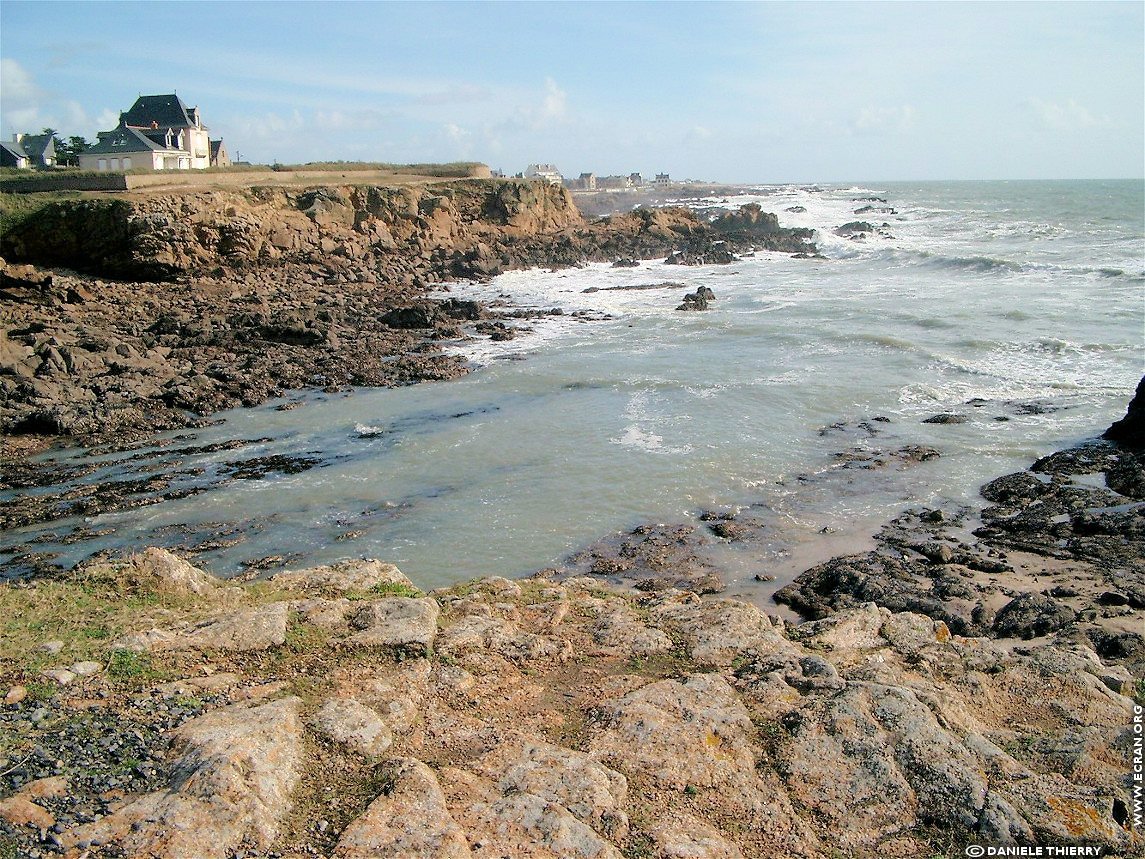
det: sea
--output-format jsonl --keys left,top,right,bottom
{"left": 4, "top": 179, "right": 1142, "bottom": 597}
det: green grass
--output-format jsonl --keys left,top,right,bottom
{"left": 0, "top": 189, "right": 87, "bottom": 235}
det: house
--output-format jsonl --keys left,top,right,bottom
{"left": 596, "top": 175, "right": 632, "bottom": 191}
{"left": 628, "top": 173, "right": 643, "bottom": 187}
{"left": 0, "top": 133, "right": 57, "bottom": 169}
{"left": 653, "top": 173, "right": 671, "bottom": 186}
{"left": 78, "top": 93, "right": 227, "bottom": 172}
{"left": 564, "top": 172, "right": 596, "bottom": 191}
{"left": 525, "top": 163, "right": 563, "bottom": 185}
{"left": 209, "top": 139, "right": 231, "bottom": 169}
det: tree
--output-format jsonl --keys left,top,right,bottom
{"left": 54, "top": 135, "right": 90, "bottom": 168}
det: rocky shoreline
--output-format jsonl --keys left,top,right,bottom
{"left": 0, "top": 394, "right": 1141, "bottom": 858}
{"left": 2, "top": 179, "right": 1142, "bottom": 857}
{"left": 1, "top": 180, "right": 813, "bottom": 449}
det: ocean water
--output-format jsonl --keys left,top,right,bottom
{"left": 4, "top": 180, "right": 1142, "bottom": 593}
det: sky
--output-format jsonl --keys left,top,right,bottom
{"left": 1, "top": 1, "right": 1142, "bottom": 182}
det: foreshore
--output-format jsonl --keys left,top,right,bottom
{"left": 0, "top": 399, "right": 1141, "bottom": 857}
{"left": 1, "top": 179, "right": 1142, "bottom": 857}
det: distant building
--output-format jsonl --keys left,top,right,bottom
{"left": 628, "top": 172, "right": 643, "bottom": 187}
{"left": 596, "top": 175, "right": 633, "bottom": 190}
{"left": 565, "top": 172, "right": 596, "bottom": 191}
{"left": 1, "top": 133, "right": 56, "bottom": 169}
{"left": 653, "top": 173, "right": 671, "bottom": 186}
{"left": 79, "top": 93, "right": 227, "bottom": 172}
{"left": 525, "top": 163, "right": 563, "bottom": 185}
{"left": 209, "top": 139, "right": 231, "bottom": 169}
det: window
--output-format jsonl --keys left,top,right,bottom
{"left": 98, "top": 158, "right": 107, "bottom": 171}
{"left": 123, "top": 157, "right": 132, "bottom": 170}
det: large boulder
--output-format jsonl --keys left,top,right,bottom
{"left": 1103, "top": 375, "right": 1145, "bottom": 448}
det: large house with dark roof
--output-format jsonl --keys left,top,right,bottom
{"left": 78, "top": 93, "right": 226, "bottom": 172}
{"left": 0, "top": 133, "right": 57, "bottom": 170}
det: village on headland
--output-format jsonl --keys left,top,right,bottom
{"left": 1, "top": 92, "right": 712, "bottom": 207}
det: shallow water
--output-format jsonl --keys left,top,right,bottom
{"left": 4, "top": 180, "right": 1141, "bottom": 592}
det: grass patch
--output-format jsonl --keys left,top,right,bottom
{"left": 0, "top": 555, "right": 264, "bottom": 685}
{"left": 268, "top": 161, "right": 487, "bottom": 178}
{"left": 0, "top": 189, "right": 87, "bottom": 235}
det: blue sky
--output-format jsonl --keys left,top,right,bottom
{"left": 2, "top": 1, "right": 1142, "bottom": 181}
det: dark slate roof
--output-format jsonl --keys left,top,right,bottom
{"left": 83, "top": 124, "right": 179, "bottom": 156}
{"left": 0, "top": 141, "right": 29, "bottom": 166}
{"left": 120, "top": 94, "right": 197, "bottom": 129}
{"left": 19, "top": 134, "right": 55, "bottom": 161}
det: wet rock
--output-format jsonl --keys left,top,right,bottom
{"left": 1103, "top": 374, "right": 1144, "bottom": 448}
{"left": 922, "top": 413, "right": 968, "bottom": 424}
{"left": 993, "top": 593, "right": 1075, "bottom": 639}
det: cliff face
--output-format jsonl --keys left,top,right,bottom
{"left": 1, "top": 179, "right": 586, "bottom": 281}
{"left": 0, "top": 180, "right": 818, "bottom": 443}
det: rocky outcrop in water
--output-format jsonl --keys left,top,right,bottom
{"left": 1103, "top": 374, "right": 1145, "bottom": 448}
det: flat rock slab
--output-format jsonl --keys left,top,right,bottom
{"left": 311, "top": 696, "right": 393, "bottom": 757}
{"left": 349, "top": 597, "right": 440, "bottom": 652}
{"left": 65, "top": 696, "right": 303, "bottom": 858}
{"left": 270, "top": 558, "right": 414, "bottom": 595}
{"left": 334, "top": 757, "right": 470, "bottom": 858}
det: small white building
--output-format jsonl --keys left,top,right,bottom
{"left": 525, "top": 163, "right": 563, "bottom": 185}
{"left": 653, "top": 173, "right": 671, "bottom": 186}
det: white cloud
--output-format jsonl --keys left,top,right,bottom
{"left": 1027, "top": 97, "right": 1109, "bottom": 130}
{"left": 686, "top": 125, "right": 713, "bottom": 144}
{"left": 852, "top": 105, "right": 916, "bottom": 135}
{"left": 1, "top": 58, "right": 41, "bottom": 104}
{"left": 541, "top": 77, "right": 567, "bottom": 121}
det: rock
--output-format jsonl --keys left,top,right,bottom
{"left": 179, "top": 601, "right": 290, "bottom": 652}
{"left": 88, "top": 547, "right": 219, "bottom": 595}
{"left": 834, "top": 221, "right": 875, "bottom": 237}
{"left": 36, "top": 639, "right": 64, "bottom": 654}
{"left": 993, "top": 593, "right": 1075, "bottom": 639}
{"left": 777, "top": 683, "right": 989, "bottom": 851}
{"left": 40, "top": 667, "right": 77, "bottom": 685}
{"left": 474, "top": 738, "right": 630, "bottom": 839}
{"left": 792, "top": 603, "right": 888, "bottom": 650}
{"left": 334, "top": 757, "right": 470, "bottom": 858}
{"left": 5, "top": 685, "right": 27, "bottom": 704}
{"left": 471, "top": 791, "right": 624, "bottom": 859}
{"left": 270, "top": 558, "right": 414, "bottom": 595}
{"left": 590, "top": 674, "right": 756, "bottom": 791}
{"left": 311, "top": 696, "right": 393, "bottom": 757}
{"left": 922, "top": 413, "right": 968, "bottom": 424}
{"left": 677, "top": 287, "right": 715, "bottom": 311}
{"left": 20, "top": 776, "right": 69, "bottom": 800}
{"left": 70, "top": 660, "right": 103, "bottom": 676}
{"left": 349, "top": 596, "right": 440, "bottom": 652}
{"left": 0, "top": 796, "right": 54, "bottom": 830}
{"left": 649, "top": 594, "right": 782, "bottom": 665}
{"left": 590, "top": 607, "right": 673, "bottom": 657}
{"left": 65, "top": 696, "right": 303, "bottom": 858}
{"left": 649, "top": 812, "right": 745, "bottom": 859}
{"left": 1103, "top": 375, "right": 1144, "bottom": 447}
